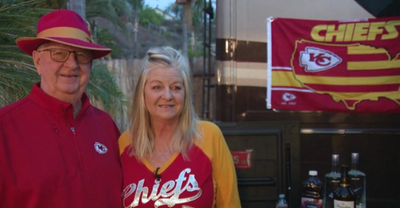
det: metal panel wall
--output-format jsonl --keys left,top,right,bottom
{"left": 218, "top": 122, "right": 301, "bottom": 208}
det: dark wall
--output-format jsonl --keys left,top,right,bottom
{"left": 216, "top": 85, "right": 400, "bottom": 208}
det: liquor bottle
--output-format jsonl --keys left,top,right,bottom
{"left": 323, "top": 154, "right": 341, "bottom": 208}
{"left": 301, "top": 170, "right": 323, "bottom": 208}
{"left": 348, "top": 153, "right": 366, "bottom": 208}
{"left": 334, "top": 165, "right": 356, "bottom": 208}
{"left": 276, "top": 193, "right": 288, "bottom": 208}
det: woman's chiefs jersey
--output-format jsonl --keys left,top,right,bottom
{"left": 119, "top": 121, "right": 241, "bottom": 208}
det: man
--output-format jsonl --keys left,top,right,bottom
{"left": 0, "top": 9, "right": 122, "bottom": 208}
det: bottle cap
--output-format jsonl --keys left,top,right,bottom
{"left": 309, "top": 170, "right": 318, "bottom": 176}
{"left": 332, "top": 154, "right": 340, "bottom": 164}
{"left": 351, "top": 153, "right": 359, "bottom": 163}
{"left": 332, "top": 154, "right": 339, "bottom": 160}
{"left": 279, "top": 194, "right": 285, "bottom": 198}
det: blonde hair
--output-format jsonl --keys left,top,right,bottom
{"left": 128, "top": 46, "right": 202, "bottom": 160}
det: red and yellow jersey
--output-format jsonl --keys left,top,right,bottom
{"left": 119, "top": 121, "right": 241, "bottom": 208}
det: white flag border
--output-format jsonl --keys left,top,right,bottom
{"left": 266, "top": 16, "right": 274, "bottom": 109}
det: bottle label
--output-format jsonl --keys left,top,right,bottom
{"left": 301, "top": 197, "right": 323, "bottom": 208}
{"left": 350, "top": 175, "right": 366, "bottom": 208}
{"left": 325, "top": 177, "right": 341, "bottom": 208}
{"left": 276, "top": 205, "right": 288, "bottom": 208}
{"left": 334, "top": 199, "right": 355, "bottom": 208}
{"left": 328, "top": 179, "right": 341, "bottom": 199}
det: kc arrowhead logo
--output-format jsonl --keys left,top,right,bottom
{"left": 299, "top": 47, "right": 342, "bottom": 72}
{"left": 282, "top": 92, "right": 296, "bottom": 102}
{"left": 94, "top": 142, "right": 108, "bottom": 154}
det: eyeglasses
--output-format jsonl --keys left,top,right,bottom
{"left": 38, "top": 48, "right": 93, "bottom": 64}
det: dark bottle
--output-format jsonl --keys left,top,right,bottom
{"left": 323, "top": 154, "right": 341, "bottom": 208}
{"left": 301, "top": 170, "right": 323, "bottom": 208}
{"left": 334, "top": 165, "right": 356, "bottom": 208}
{"left": 348, "top": 153, "right": 366, "bottom": 208}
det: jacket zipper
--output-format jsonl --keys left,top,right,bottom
{"left": 71, "top": 127, "right": 76, "bottom": 135}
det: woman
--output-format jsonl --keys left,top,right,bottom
{"left": 119, "top": 46, "right": 241, "bottom": 207}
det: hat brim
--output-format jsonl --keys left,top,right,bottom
{"left": 16, "top": 37, "right": 111, "bottom": 59}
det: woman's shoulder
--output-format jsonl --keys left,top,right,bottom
{"left": 198, "top": 120, "right": 220, "bottom": 131}
{"left": 197, "top": 120, "right": 224, "bottom": 140}
{"left": 119, "top": 130, "right": 130, "bottom": 140}
{"left": 194, "top": 121, "right": 229, "bottom": 158}
{"left": 118, "top": 130, "right": 131, "bottom": 154}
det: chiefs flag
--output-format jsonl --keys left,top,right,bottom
{"left": 266, "top": 16, "right": 400, "bottom": 113}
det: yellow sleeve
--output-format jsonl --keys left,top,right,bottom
{"left": 118, "top": 130, "right": 131, "bottom": 155}
{"left": 197, "top": 121, "right": 242, "bottom": 208}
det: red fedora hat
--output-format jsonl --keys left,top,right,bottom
{"left": 16, "top": 9, "right": 111, "bottom": 59}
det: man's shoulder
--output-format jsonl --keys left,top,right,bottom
{"left": 0, "top": 97, "right": 30, "bottom": 118}
{"left": 83, "top": 106, "right": 119, "bottom": 131}
{"left": 85, "top": 105, "right": 112, "bottom": 117}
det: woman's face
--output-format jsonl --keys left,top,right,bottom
{"left": 144, "top": 66, "right": 185, "bottom": 123}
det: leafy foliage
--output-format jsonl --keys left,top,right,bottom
{"left": 165, "top": 0, "right": 207, "bottom": 29}
{"left": 0, "top": 0, "right": 49, "bottom": 106}
{"left": 87, "top": 62, "right": 127, "bottom": 117}
{"left": 0, "top": 0, "right": 125, "bottom": 115}
{"left": 95, "top": 28, "right": 124, "bottom": 59}
{"left": 138, "top": 6, "right": 164, "bottom": 27}
{"left": 127, "top": 0, "right": 144, "bottom": 12}
{"left": 164, "top": 0, "right": 212, "bottom": 57}
{"left": 86, "top": 0, "right": 131, "bottom": 35}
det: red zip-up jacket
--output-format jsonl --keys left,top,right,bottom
{"left": 0, "top": 83, "right": 123, "bottom": 208}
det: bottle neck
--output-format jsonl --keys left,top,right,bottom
{"left": 332, "top": 160, "right": 340, "bottom": 172}
{"left": 340, "top": 166, "right": 351, "bottom": 186}
{"left": 351, "top": 162, "right": 359, "bottom": 171}
{"left": 331, "top": 154, "right": 340, "bottom": 173}
{"left": 351, "top": 157, "right": 359, "bottom": 171}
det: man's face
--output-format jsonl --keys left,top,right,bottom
{"left": 32, "top": 42, "right": 92, "bottom": 103}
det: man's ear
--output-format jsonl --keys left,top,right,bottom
{"left": 32, "top": 51, "right": 42, "bottom": 75}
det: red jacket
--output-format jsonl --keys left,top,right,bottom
{"left": 0, "top": 83, "right": 123, "bottom": 208}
